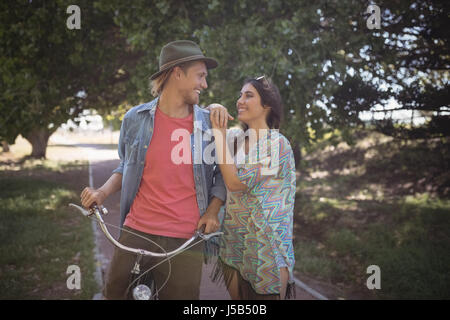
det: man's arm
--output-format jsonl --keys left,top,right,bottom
{"left": 196, "top": 104, "right": 231, "bottom": 233}
{"left": 198, "top": 157, "right": 227, "bottom": 234}
{"left": 80, "top": 173, "right": 122, "bottom": 208}
{"left": 81, "top": 114, "right": 126, "bottom": 209}
{"left": 197, "top": 196, "right": 224, "bottom": 234}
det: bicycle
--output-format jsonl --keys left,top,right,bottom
{"left": 69, "top": 203, "right": 223, "bottom": 300}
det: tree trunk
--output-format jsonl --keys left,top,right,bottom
{"left": 24, "top": 128, "right": 52, "bottom": 159}
{"left": 1, "top": 141, "right": 10, "bottom": 152}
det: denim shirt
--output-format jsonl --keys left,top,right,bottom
{"left": 113, "top": 97, "right": 226, "bottom": 227}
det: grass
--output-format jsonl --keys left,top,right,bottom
{"left": 367, "top": 195, "right": 450, "bottom": 299}
{"left": 294, "top": 129, "right": 450, "bottom": 299}
{"left": 0, "top": 160, "right": 98, "bottom": 299}
{"left": 3, "top": 130, "right": 449, "bottom": 299}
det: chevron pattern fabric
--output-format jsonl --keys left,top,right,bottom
{"left": 219, "top": 131, "right": 296, "bottom": 295}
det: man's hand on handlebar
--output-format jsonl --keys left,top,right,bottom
{"left": 80, "top": 187, "right": 107, "bottom": 208}
{"left": 197, "top": 210, "right": 221, "bottom": 234}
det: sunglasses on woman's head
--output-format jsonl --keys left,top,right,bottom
{"left": 255, "top": 75, "right": 269, "bottom": 86}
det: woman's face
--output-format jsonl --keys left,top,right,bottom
{"left": 236, "top": 83, "right": 270, "bottom": 125}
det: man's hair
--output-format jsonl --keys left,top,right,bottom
{"left": 150, "top": 61, "right": 199, "bottom": 97}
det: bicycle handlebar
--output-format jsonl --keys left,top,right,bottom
{"left": 69, "top": 203, "right": 223, "bottom": 258}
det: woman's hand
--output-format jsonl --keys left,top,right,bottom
{"left": 208, "top": 103, "right": 234, "bottom": 129}
{"left": 208, "top": 104, "right": 227, "bottom": 154}
{"left": 207, "top": 105, "right": 248, "bottom": 192}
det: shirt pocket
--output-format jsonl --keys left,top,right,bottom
{"left": 124, "top": 136, "right": 139, "bottom": 165}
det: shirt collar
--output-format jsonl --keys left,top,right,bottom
{"left": 137, "top": 97, "right": 210, "bottom": 133}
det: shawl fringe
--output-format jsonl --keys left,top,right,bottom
{"left": 285, "top": 281, "right": 296, "bottom": 300}
{"left": 211, "top": 256, "right": 235, "bottom": 291}
{"left": 203, "top": 238, "right": 220, "bottom": 264}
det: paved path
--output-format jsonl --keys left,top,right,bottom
{"left": 50, "top": 132, "right": 320, "bottom": 300}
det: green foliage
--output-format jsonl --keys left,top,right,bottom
{"left": 1, "top": 0, "right": 448, "bottom": 156}
{"left": 0, "top": 0, "right": 128, "bottom": 150}
{"left": 99, "top": 0, "right": 448, "bottom": 149}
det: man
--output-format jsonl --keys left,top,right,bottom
{"left": 80, "top": 40, "right": 232, "bottom": 299}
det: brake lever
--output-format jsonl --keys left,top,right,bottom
{"left": 195, "top": 230, "right": 224, "bottom": 241}
{"left": 69, "top": 203, "right": 108, "bottom": 217}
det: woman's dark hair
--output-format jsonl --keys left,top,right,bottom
{"left": 241, "top": 76, "right": 284, "bottom": 130}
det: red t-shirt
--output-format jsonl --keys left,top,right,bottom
{"left": 124, "top": 107, "right": 200, "bottom": 239}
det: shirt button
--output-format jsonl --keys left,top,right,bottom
{"left": 141, "top": 161, "right": 144, "bottom": 165}
{"left": 144, "top": 145, "right": 148, "bottom": 149}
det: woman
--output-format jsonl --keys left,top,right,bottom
{"left": 209, "top": 76, "right": 296, "bottom": 300}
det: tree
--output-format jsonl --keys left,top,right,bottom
{"left": 194, "top": 0, "right": 449, "bottom": 151}
{"left": 100, "top": 0, "right": 448, "bottom": 167}
{"left": 363, "top": 0, "right": 450, "bottom": 139}
{"left": 3, "top": 0, "right": 448, "bottom": 160}
{"left": 0, "top": 0, "right": 134, "bottom": 158}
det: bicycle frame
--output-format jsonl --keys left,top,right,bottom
{"left": 69, "top": 203, "right": 223, "bottom": 299}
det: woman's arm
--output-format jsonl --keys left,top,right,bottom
{"left": 209, "top": 107, "right": 248, "bottom": 192}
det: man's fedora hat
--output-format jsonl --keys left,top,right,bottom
{"left": 150, "top": 40, "right": 218, "bottom": 80}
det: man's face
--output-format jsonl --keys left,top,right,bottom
{"left": 177, "top": 61, "right": 208, "bottom": 105}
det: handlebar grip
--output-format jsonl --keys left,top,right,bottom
{"left": 197, "top": 224, "right": 206, "bottom": 233}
